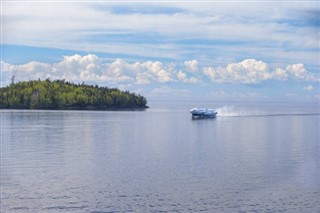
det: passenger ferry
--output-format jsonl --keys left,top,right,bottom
{"left": 190, "top": 107, "right": 217, "bottom": 119}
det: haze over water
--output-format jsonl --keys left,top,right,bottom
{"left": 1, "top": 101, "right": 319, "bottom": 212}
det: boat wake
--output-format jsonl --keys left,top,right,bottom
{"left": 215, "top": 105, "right": 320, "bottom": 117}
{"left": 215, "top": 105, "right": 247, "bottom": 117}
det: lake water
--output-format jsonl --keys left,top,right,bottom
{"left": 1, "top": 101, "right": 320, "bottom": 212}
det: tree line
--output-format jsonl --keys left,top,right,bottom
{"left": 0, "top": 79, "right": 148, "bottom": 110}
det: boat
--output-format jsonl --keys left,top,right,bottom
{"left": 190, "top": 107, "right": 217, "bottom": 119}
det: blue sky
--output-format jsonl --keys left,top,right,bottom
{"left": 1, "top": 1, "right": 319, "bottom": 101}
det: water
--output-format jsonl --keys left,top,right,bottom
{"left": 1, "top": 101, "right": 320, "bottom": 212}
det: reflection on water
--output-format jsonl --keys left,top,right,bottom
{"left": 1, "top": 102, "right": 320, "bottom": 212}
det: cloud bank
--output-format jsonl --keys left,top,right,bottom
{"left": 1, "top": 54, "right": 319, "bottom": 86}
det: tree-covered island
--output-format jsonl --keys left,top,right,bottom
{"left": 0, "top": 79, "right": 148, "bottom": 110}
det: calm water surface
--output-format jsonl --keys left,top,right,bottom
{"left": 1, "top": 101, "right": 320, "bottom": 212}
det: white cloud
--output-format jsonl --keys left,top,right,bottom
{"left": 1, "top": 61, "right": 53, "bottom": 84}
{"left": 54, "top": 54, "right": 107, "bottom": 82}
{"left": 177, "top": 70, "right": 187, "bottom": 81}
{"left": 1, "top": 55, "right": 175, "bottom": 85}
{"left": 203, "top": 59, "right": 271, "bottom": 84}
{"left": 176, "top": 70, "right": 201, "bottom": 83}
{"left": 303, "top": 85, "right": 314, "bottom": 91}
{"left": 203, "top": 59, "right": 319, "bottom": 84}
{"left": 130, "top": 61, "right": 174, "bottom": 83}
{"left": 135, "top": 72, "right": 151, "bottom": 85}
{"left": 184, "top": 60, "right": 199, "bottom": 72}
{"left": 273, "top": 68, "right": 288, "bottom": 80}
{"left": 285, "top": 63, "right": 316, "bottom": 81}
{"left": 1, "top": 55, "right": 319, "bottom": 87}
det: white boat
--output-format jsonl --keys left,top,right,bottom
{"left": 190, "top": 107, "right": 217, "bottom": 118}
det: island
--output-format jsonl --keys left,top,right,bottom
{"left": 0, "top": 79, "right": 148, "bottom": 110}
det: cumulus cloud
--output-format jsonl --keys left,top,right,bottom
{"left": 1, "top": 61, "right": 53, "bottom": 84}
{"left": 272, "top": 68, "right": 288, "bottom": 80}
{"left": 203, "top": 59, "right": 319, "bottom": 84}
{"left": 1, "top": 55, "right": 173, "bottom": 85}
{"left": 203, "top": 59, "right": 271, "bottom": 83}
{"left": 148, "top": 61, "right": 174, "bottom": 83}
{"left": 176, "top": 70, "right": 201, "bottom": 83}
{"left": 184, "top": 60, "right": 199, "bottom": 72}
{"left": 1, "top": 55, "right": 319, "bottom": 86}
{"left": 285, "top": 63, "right": 316, "bottom": 81}
{"left": 135, "top": 72, "right": 151, "bottom": 85}
{"left": 129, "top": 61, "right": 174, "bottom": 83}
{"left": 54, "top": 54, "right": 106, "bottom": 81}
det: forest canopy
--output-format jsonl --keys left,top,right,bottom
{"left": 0, "top": 79, "right": 148, "bottom": 110}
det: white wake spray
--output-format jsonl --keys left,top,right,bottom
{"left": 215, "top": 105, "right": 264, "bottom": 117}
{"left": 215, "top": 105, "right": 242, "bottom": 116}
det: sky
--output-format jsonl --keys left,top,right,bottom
{"left": 1, "top": 1, "right": 320, "bottom": 102}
